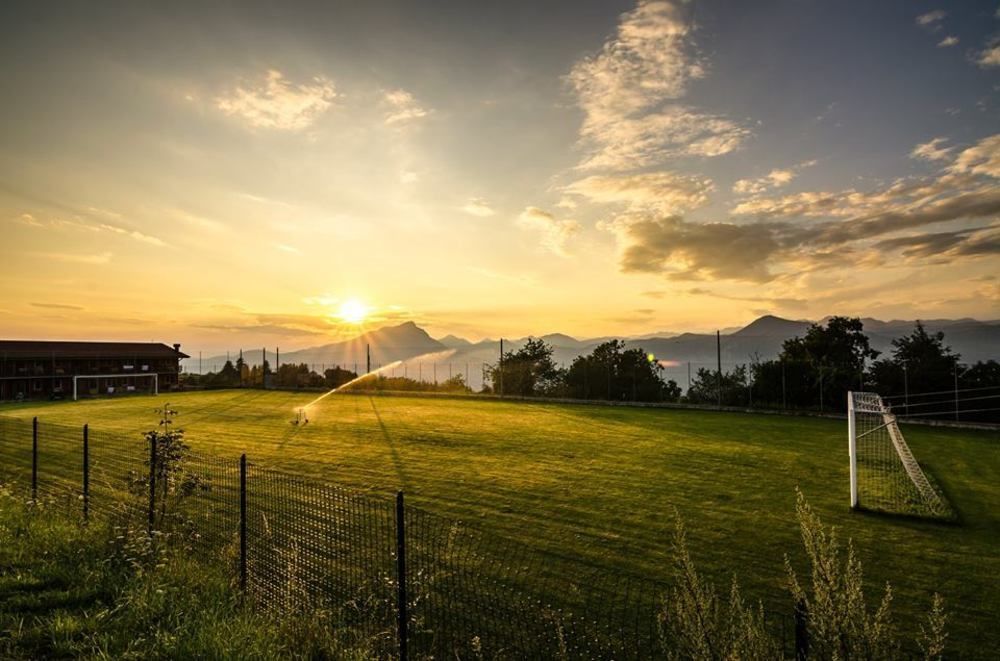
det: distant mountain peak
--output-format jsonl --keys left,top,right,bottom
{"left": 732, "top": 315, "right": 812, "bottom": 338}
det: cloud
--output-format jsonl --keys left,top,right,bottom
{"left": 576, "top": 107, "right": 751, "bottom": 170}
{"left": 276, "top": 244, "right": 300, "bottom": 253}
{"left": 947, "top": 133, "right": 1000, "bottom": 177}
{"left": 400, "top": 171, "right": 419, "bottom": 184}
{"left": 874, "top": 225, "right": 1000, "bottom": 259}
{"left": 734, "top": 133, "right": 1000, "bottom": 222}
{"left": 733, "top": 169, "right": 795, "bottom": 195}
{"left": 516, "top": 207, "right": 580, "bottom": 257}
{"left": 609, "top": 215, "right": 783, "bottom": 282}
{"left": 196, "top": 323, "right": 325, "bottom": 337}
{"left": 461, "top": 198, "right": 496, "bottom": 217}
{"left": 566, "top": 0, "right": 750, "bottom": 172}
{"left": 30, "top": 302, "right": 84, "bottom": 311}
{"left": 915, "top": 10, "right": 946, "bottom": 28}
{"left": 216, "top": 70, "right": 337, "bottom": 130}
{"left": 11, "top": 211, "right": 167, "bottom": 246}
{"left": 976, "top": 40, "right": 1000, "bottom": 68}
{"left": 684, "top": 287, "right": 809, "bottom": 309}
{"left": 94, "top": 223, "right": 165, "bottom": 246}
{"left": 382, "top": 89, "right": 431, "bottom": 125}
{"left": 567, "top": 0, "right": 702, "bottom": 125}
{"left": 910, "top": 137, "right": 952, "bottom": 161}
{"left": 937, "top": 35, "right": 959, "bottom": 47}
{"left": 566, "top": 171, "right": 713, "bottom": 214}
{"left": 34, "top": 251, "right": 113, "bottom": 265}
{"left": 601, "top": 135, "right": 1000, "bottom": 283}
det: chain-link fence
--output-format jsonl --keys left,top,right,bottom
{"left": 0, "top": 414, "right": 802, "bottom": 659}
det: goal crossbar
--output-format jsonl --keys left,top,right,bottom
{"left": 72, "top": 373, "right": 158, "bottom": 401}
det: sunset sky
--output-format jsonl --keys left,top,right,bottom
{"left": 1, "top": 0, "right": 998, "bottom": 351}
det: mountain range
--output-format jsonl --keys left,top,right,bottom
{"left": 186, "top": 315, "right": 1000, "bottom": 376}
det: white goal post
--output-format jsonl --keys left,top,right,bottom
{"left": 848, "top": 390, "right": 949, "bottom": 518}
{"left": 72, "top": 373, "right": 158, "bottom": 401}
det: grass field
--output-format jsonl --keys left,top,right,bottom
{"left": 2, "top": 389, "right": 998, "bottom": 657}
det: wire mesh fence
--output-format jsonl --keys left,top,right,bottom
{"left": 0, "top": 414, "right": 803, "bottom": 659}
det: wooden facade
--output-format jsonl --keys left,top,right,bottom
{"left": 0, "top": 341, "right": 188, "bottom": 401}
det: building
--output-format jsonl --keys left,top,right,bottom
{"left": 0, "top": 341, "right": 188, "bottom": 401}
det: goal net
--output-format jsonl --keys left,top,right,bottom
{"left": 848, "top": 391, "right": 950, "bottom": 519}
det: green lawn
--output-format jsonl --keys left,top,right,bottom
{"left": 1, "top": 390, "right": 998, "bottom": 657}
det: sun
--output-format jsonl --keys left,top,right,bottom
{"left": 337, "top": 298, "right": 369, "bottom": 324}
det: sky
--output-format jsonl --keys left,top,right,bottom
{"left": 1, "top": 0, "right": 998, "bottom": 351}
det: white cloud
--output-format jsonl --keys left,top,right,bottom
{"left": 276, "top": 244, "right": 300, "bottom": 253}
{"left": 400, "top": 171, "right": 419, "bottom": 184}
{"left": 382, "top": 89, "right": 431, "bottom": 125}
{"left": 566, "top": 0, "right": 750, "bottom": 172}
{"left": 567, "top": 0, "right": 701, "bottom": 127}
{"left": 12, "top": 212, "right": 166, "bottom": 247}
{"left": 35, "top": 251, "right": 113, "bottom": 265}
{"left": 733, "top": 168, "right": 797, "bottom": 195}
{"left": 937, "top": 35, "right": 959, "bottom": 47}
{"left": 216, "top": 70, "right": 337, "bottom": 130}
{"left": 516, "top": 207, "right": 580, "bottom": 257}
{"left": 915, "top": 10, "right": 947, "bottom": 28}
{"left": 576, "top": 107, "right": 750, "bottom": 170}
{"left": 732, "top": 134, "right": 1000, "bottom": 222}
{"left": 977, "top": 42, "right": 1000, "bottom": 68}
{"left": 566, "top": 171, "right": 713, "bottom": 214}
{"left": 948, "top": 134, "right": 1000, "bottom": 178}
{"left": 911, "top": 137, "right": 953, "bottom": 162}
{"left": 461, "top": 198, "right": 496, "bottom": 217}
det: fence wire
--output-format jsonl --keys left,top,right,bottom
{"left": 0, "top": 414, "right": 803, "bottom": 658}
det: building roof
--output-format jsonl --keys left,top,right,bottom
{"left": 0, "top": 341, "right": 189, "bottom": 360}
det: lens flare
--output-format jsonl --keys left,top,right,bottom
{"left": 337, "top": 299, "right": 368, "bottom": 324}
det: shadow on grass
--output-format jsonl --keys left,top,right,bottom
{"left": 0, "top": 577, "right": 71, "bottom": 598}
{"left": 852, "top": 505, "right": 962, "bottom": 529}
{"left": 0, "top": 589, "right": 104, "bottom": 615}
{"left": 367, "top": 396, "right": 410, "bottom": 491}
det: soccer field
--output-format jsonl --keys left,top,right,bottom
{"left": 2, "top": 389, "right": 998, "bottom": 657}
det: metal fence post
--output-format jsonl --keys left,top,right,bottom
{"left": 31, "top": 416, "right": 38, "bottom": 502}
{"left": 82, "top": 424, "right": 89, "bottom": 523}
{"left": 395, "top": 490, "right": 409, "bottom": 661}
{"left": 148, "top": 434, "right": 157, "bottom": 535}
{"left": 795, "top": 599, "right": 809, "bottom": 660}
{"left": 240, "top": 453, "right": 247, "bottom": 594}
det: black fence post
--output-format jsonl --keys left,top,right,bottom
{"left": 239, "top": 453, "right": 247, "bottom": 594}
{"left": 82, "top": 424, "right": 89, "bottom": 523}
{"left": 31, "top": 416, "right": 38, "bottom": 502}
{"left": 148, "top": 434, "right": 157, "bottom": 535}
{"left": 795, "top": 599, "right": 809, "bottom": 660}
{"left": 395, "top": 490, "right": 408, "bottom": 661}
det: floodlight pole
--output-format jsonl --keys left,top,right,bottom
{"left": 848, "top": 391, "right": 858, "bottom": 509}
{"left": 903, "top": 360, "right": 909, "bottom": 416}
{"left": 954, "top": 359, "right": 960, "bottom": 421}
{"left": 716, "top": 330, "right": 722, "bottom": 409}
{"left": 367, "top": 344, "right": 371, "bottom": 375}
{"left": 499, "top": 338, "right": 504, "bottom": 397}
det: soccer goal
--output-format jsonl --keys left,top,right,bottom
{"left": 848, "top": 391, "right": 950, "bottom": 518}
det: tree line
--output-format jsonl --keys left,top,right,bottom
{"left": 183, "top": 318, "right": 999, "bottom": 418}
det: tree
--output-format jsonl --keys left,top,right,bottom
{"left": 324, "top": 365, "right": 358, "bottom": 388}
{"left": 777, "top": 317, "right": 878, "bottom": 411}
{"left": 209, "top": 360, "right": 240, "bottom": 387}
{"left": 685, "top": 365, "right": 748, "bottom": 406}
{"left": 565, "top": 340, "right": 678, "bottom": 402}
{"left": 489, "top": 338, "right": 563, "bottom": 397}
{"left": 868, "top": 322, "right": 960, "bottom": 396}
